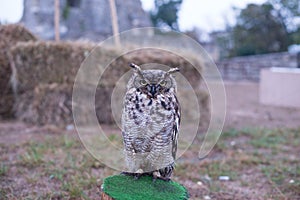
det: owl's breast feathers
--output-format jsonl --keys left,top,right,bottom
{"left": 122, "top": 88, "right": 180, "bottom": 159}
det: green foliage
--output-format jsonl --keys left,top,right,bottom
{"left": 19, "top": 143, "right": 45, "bottom": 167}
{"left": 289, "top": 27, "right": 300, "bottom": 44}
{"left": 231, "top": 3, "right": 289, "bottom": 56}
{"left": 62, "top": 181, "right": 90, "bottom": 199}
{"left": 221, "top": 128, "right": 240, "bottom": 138}
{"left": 204, "top": 161, "right": 237, "bottom": 180}
{"left": 0, "top": 164, "right": 7, "bottom": 176}
{"left": 249, "top": 131, "right": 286, "bottom": 149}
{"left": 261, "top": 164, "right": 300, "bottom": 196}
{"left": 225, "top": 0, "right": 300, "bottom": 57}
{"left": 150, "top": 0, "right": 183, "bottom": 31}
{"left": 102, "top": 174, "right": 188, "bottom": 200}
{"left": 62, "top": 4, "right": 70, "bottom": 20}
{"left": 268, "top": 0, "right": 300, "bottom": 31}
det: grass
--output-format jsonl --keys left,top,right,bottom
{"left": 102, "top": 174, "right": 188, "bottom": 200}
{"left": 205, "top": 161, "right": 238, "bottom": 180}
{"left": 261, "top": 164, "right": 300, "bottom": 197}
{"left": 177, "top": 127, "right": 300, "bottom": 199}
{"left": 221, "top": 128, "right": 240, "bottom": 138}
{"left": 19, "top": 143, "right": 45, "bottom": 167}
{"left": 0, "top": 133, "right": 115, "bottom": 199}
{"left": 222, "top": 127, "right": 296, "bottom": 151}
{"left": 0, "top": 164, "right": 7, "bottom": 176}
{"left": 0, "top": 126, "right": 299, "bottom": 199}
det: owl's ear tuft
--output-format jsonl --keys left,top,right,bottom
{"left": 165, "top": 67, "right": 180, "bottom": 78}
{"left": 129, "top": 63, "right": 141, "bottom": 71}
{"left": 167, "top": 68, "right": 180, "bottom": 74}
{"left": 129, "top": 63, "right": 144, "bottom": 78}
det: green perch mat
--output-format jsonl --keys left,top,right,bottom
{"left": 102, "top": 174, "right": 189, "bottom": 200}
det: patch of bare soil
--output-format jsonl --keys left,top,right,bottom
{"left": 224, "top": 81, "right": 300, "bottom": 129}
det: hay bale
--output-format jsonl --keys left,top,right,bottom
{"left": 196, "top": 89, "right": 210, "bottom": 132}
{"left": 11, "top": 43, "right": 203, "bottom": 91}
{"left": 15, "top": 82, "right": 210, "bottom": 128}
{"left": 0, "top": 24, "right": 37, "bottom": 118}
{"left": 12, "top": 41, "right": 209, "bottom": 127}
{"left": 95, "top": 86, "right": 115, "bottom": 124}
{"left": 14, "top": 83, "right": 115, "bottom": 126}
{"left": 10, "top": 41, "right": 97, "bottom": 92}
{"left": 100, "top": 48, "right": 203, "bottom": 89}
{"left": 124, "top": 48, "right": 203, "bottom": 89}
{"left": 14, "top": 84, "right": 73, "bottom": 126}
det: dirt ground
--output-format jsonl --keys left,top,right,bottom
{"left": 224, "top": 81, "right": 300, "bottom": 130}
{"left": 0, "top": 81, "right": 299, "bottom": 199}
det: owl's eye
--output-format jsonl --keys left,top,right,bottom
{"left": 140, "top": 80, "right": 147, "bottom": 86}
{"left": 160, "top": 80, "right": 167, "bottom": 86}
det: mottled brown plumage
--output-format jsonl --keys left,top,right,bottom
{"left": 121, "top": 63, "right": 180, "bottom": 180}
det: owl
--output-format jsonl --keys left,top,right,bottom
{"left": 121, "top": 63, "right": 180, "bottom": 181}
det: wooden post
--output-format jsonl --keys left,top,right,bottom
{"left": 108, "top": 0, "right": 121, "bottom": 48}
{"left": 101, "top": 192, "right": 113, "bottom": 200}
{"left": 54, "top": 0, "right": 60, "bottom": 41}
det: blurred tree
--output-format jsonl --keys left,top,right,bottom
{"left": 231, "top": 3, "right": 289, "bottom": 56}
{"left": 290, "top": 27, "right": 300, "bottom": 44}
{"left": 211, "top": 29, "right": 233, "bottom": 59}
{"left": 150, "top": 0, "right": 183, "bottom": 31}
{"left": 184, "top": 27, "right": 203, "bottom": 43}
{"left": 268, "top": 0, "right": 300, "bottom": 44}
{"left": 268, "top": 0, "right": 299, "bottom": 31}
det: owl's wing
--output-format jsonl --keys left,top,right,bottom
{"left": 171, "top": 95, "right": 180, "bottom": 159}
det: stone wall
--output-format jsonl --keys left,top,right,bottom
{"left": 216, "top": 52, "right": 299, "bottom": 81}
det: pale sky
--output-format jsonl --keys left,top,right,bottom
{"left": 0, "top": 0, "right": 266, "bottom": 33}
{"left": 141, "top": 0, "right": 266, "bottom": 32}
{"left": 0, "top": 0, "right": 23, "bottom": 23}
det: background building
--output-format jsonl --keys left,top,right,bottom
{"left": 21, "top": 0, "right": 152, "bottom": 40}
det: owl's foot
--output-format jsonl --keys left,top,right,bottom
{"left": 157, "top": 164, "right": 174, "bottom": 181}
{"left": 120, "top": 171, "right": 136, "bottom": 176}
{"left": 157, "top": 176, "right": 171, "bottom": 181}
{"left": 121, "top": 172, "right": 141, "bottom": 180}
{"left": 152, "top": 171, "right": 171, "bottom": 182}
{"left": 152, "top": 171, "right": 159, "bottom": 182}
{"left": 121, "top": 171, "right": 151, "bottom": 180}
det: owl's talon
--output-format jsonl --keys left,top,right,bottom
{"left": 152, "top": 175, "right": 157, "bottom": 182}
{"left": 134, "top": 173, "right": 143, "bottom": 180}
{"left": 157, "top": 176, "right": 171, "bottom": 181}
{"left": 152, "top": 171, "right": 159, "bottom": 182}
{"left": 135, "top": 169, "right": 144, "bottom": 174}
{"left": 152, "top": 177, "right": 157, "bottom": 183}
{"left": 121, "top": 172, "right": 142, "bottom": 180}
{"left": 121, "top": 172, "right": 136, "bottom": 176}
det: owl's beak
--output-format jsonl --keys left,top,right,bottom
{"left": 148, "top": 84, "right": 157, "bottom": 97}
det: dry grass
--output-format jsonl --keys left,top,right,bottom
{"left": 0, "top": 122, "right": 299, "bottom": 199}
{"left": 174, "top": 127, "right": 300, "bottom": 199}
{"left": 0, "top": 127, "right": 113, "bottom": 199}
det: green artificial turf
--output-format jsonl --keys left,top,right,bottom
{"left": 102, "top": 174, "right": 189, "bottom": 200}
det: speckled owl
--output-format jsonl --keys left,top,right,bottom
{"left": 121, "top": 63, "right": 180, "bottom": 180}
